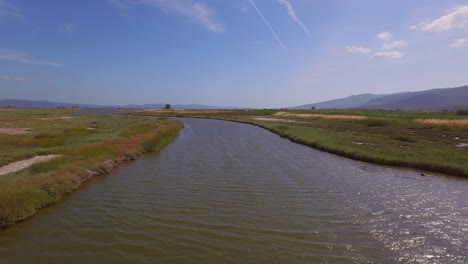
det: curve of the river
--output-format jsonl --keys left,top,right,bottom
{"left": 0, "top": 118, "right": 467, "bottom": 263}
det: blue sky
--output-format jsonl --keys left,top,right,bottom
{"left": 1, "top": 0, "right": 468, "bottom": 108}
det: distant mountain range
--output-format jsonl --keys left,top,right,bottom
{"left": 293, "top": 85, "right": 468, "bottom": 111}
{"left": 293, "top": 94, "right": 386, "bottom": 110}
{"left": 3, "top": 85, "right": 468, "bottom": 111}
{"left": 0, "top": 99, "right": 229, "bottom": 110}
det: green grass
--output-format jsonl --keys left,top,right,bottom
{"left": 0, "top": 109, "right": 183, "bottom": 227}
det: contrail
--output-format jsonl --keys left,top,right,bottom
{"left": 248, "top": 0, "right": 286, "bottom": 49}
{"left": 277, "top": 0, "right": 312, "bottom": 40}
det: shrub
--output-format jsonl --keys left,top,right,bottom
{"left": 362, "top": 118, "right": 389, "bottom": 127}
{"left": 390, "top": 135, "right": 417, "bottom": 143}
{"left": 275, "top": 125, "right": 289, "bottom": 131}
{"left": 34, "top": 133, "right": 57, "bottom": 139}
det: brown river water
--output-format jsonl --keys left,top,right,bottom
{"left": 0, "top": 118, "right": 467, "bottom": 263}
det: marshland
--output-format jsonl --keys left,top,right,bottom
{"left": 2, "top": 0, "right": 468, "bottom": 263}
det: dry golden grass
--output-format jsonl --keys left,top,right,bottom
{"left": 273, "top": 112, "right": 368, "bottom": 121}
{"left": 415, "top": 119, "right": 468, "bottom": 128}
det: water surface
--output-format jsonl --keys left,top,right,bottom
{"left": 0, "top": 118, "right": 467, "bottom": 263}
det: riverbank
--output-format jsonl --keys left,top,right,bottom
{"left": 0, "top": 109, "right": 183, "bottom": 227}
{"left": 120, "top": 109, "right": 468, "bottom": 178}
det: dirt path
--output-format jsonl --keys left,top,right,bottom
{"left": 0, "top": 155, "right": 61, "bottom": 176}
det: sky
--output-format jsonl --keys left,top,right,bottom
{"left": 1, "top": 0, "right": 468, "bottom": 108}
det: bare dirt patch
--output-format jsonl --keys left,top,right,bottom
{"left": 352, "top": 141, "right": 376, "bottom": 146}
{"left": 0, "top": 128, "right": 29, "bottom": 134}
{"left": 273, "top": 112, "right": 368, "bottom": 121}
{"left": 0, "top": 155, "right": 61, "bottom": 176}
{"left": 38, "top": 116, "right": 76, "bottom": 121}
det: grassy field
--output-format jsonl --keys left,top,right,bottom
{"left": 120, "top": 108, "right": 468, "bottom": 178}
{"left": 0, "top": 109, "right": 183, "bottom": 227}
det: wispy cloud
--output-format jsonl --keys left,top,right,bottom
{"left": 0, "top": 74, "right": 28, "bottom": 82}
{"left": 346, "top": 46, "right": 371, "bottom": 55}
{"left": 377, "top": 32, "right": 392, "bottom": 41}
{"left": 382, "top": 40, "right": 408, "bottom": 50}
{"left": 410, "top": 6, "right": 468, "bottom": 31}
{"left": 277, "top": 0, "right": 311, "bottom": 40}
{"left": 248, "top": 0, "right": 286, "bottom": 49}
{"left": 0, "top": 0, "right": 23, "bottom": 19}
{"left": 109, "top": 0, "right": 224, "bottom": 32}
{"left": 372, "top": 51, "right": 404, "bottom": 59}
{"left": 449, "top": 38, "right": 467, "bottom": 48}
{"left": 59, "top": 23, "right": 78, "bottom": 34}
{"left": 0, "top": 49, "right": 64, "bottom": 67}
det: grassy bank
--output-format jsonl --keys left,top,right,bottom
{"left": 0, "top": 109, "right": 183, "bottom": 227}
{"left": 120, "top": 109, "right": 468, "bottom": 178}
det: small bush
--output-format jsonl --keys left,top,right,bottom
{"left": 275, "top": 125, "right": 289, "bottom": 131}
{"left": 34, "top": 133, "right": 57, "bottom": 139}
{"left": 456, "top": 109, "right": 468, "bottom": 116}
{"left": 29, "top": 158, "right": 64, "bottom": 174}
{"left": 142, "top": 129, "right": 179, "bottom": 152}
{"left": 362, "top": 118, "right": 389, "bottom": 127}
{"left": 12, "top": 137, "right": 64, "bottom": 147}
{"left": 390, "top": 135, "right": 417, "bottom": 143}
{"left": 63, "top": 126, "right": 87, "bottom": 134}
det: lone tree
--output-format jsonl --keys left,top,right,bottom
{"left": 310, "top": 106, "right": 316, "bottom": 110}
{"left": 165, "top": 104, "right": 171, "bottom": 110}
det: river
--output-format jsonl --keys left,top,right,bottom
{"left": 0, "top": 118, "right": 467, "bottom": 263}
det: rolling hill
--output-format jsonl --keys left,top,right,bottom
{"left": 360, "top": 85, "right": 468, "bottom": 110}
{"left": 293, "top": 94, "right": 385, "bottom": 109}
{"left": 294, "top": 85, "right": 468, "bottom": 111}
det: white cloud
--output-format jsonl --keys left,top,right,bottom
{"left": 346, "top": 46, "right": 371, "bottom": 55}
{"left": 0, "top": 49, "right": 64, "bottom": 67}
{"left": 411, "top": 6, "right": 468, "bottom": 31}
{"left": 248, "top": 0, "right": 286, "bottom": 49}
{"left": 109, "top": 0, "right": 224, "bottom": 32}
{"left": 382, "top": 40, "right": 408, "bottom": 50}
{"left": 277, "top": 0, "right": 312, "bottom": 40}
{"left": 59, "top": 23, "right": 78, "bottom": 34}
{"left": 449, "top": 38, "right": 467, "bottom": 48}
{"left": 0, "top": 74, "right": 28, "bottom": 82}
{"left": 0, "top": 0, "right": 23, "bottom": 19}
{"left": 377, "top": 32, "right": 392, "bottom": 40}
{"left": 372, "top": 51, "right": 404, "bottom": 59}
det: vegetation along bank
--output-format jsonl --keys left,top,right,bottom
{"left": 0, "top": 109, "right": 183, "bottom": 228}
{"left": 121, "top": 108, "right": 468, "bottom": 179}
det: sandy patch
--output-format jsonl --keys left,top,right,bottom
{"left": 38, "top": 116, "right": 75, "bottom": 121}
{"left": 274, "top": 112, "right": 368, "bottom": 121}
{"left": 0, "top": 127, "right": 29, "bottom": 134}
{"left": 456, "top": 143, "right": 468, "bottom": 148}
{"left": 0, "top": 155, "right": 61, "bottom": 176}
{"left": 252, "top": 117, "right": 307, "bottom": 123}
{"left": 415, "top": 119, "right": 468, "bottom": 128}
